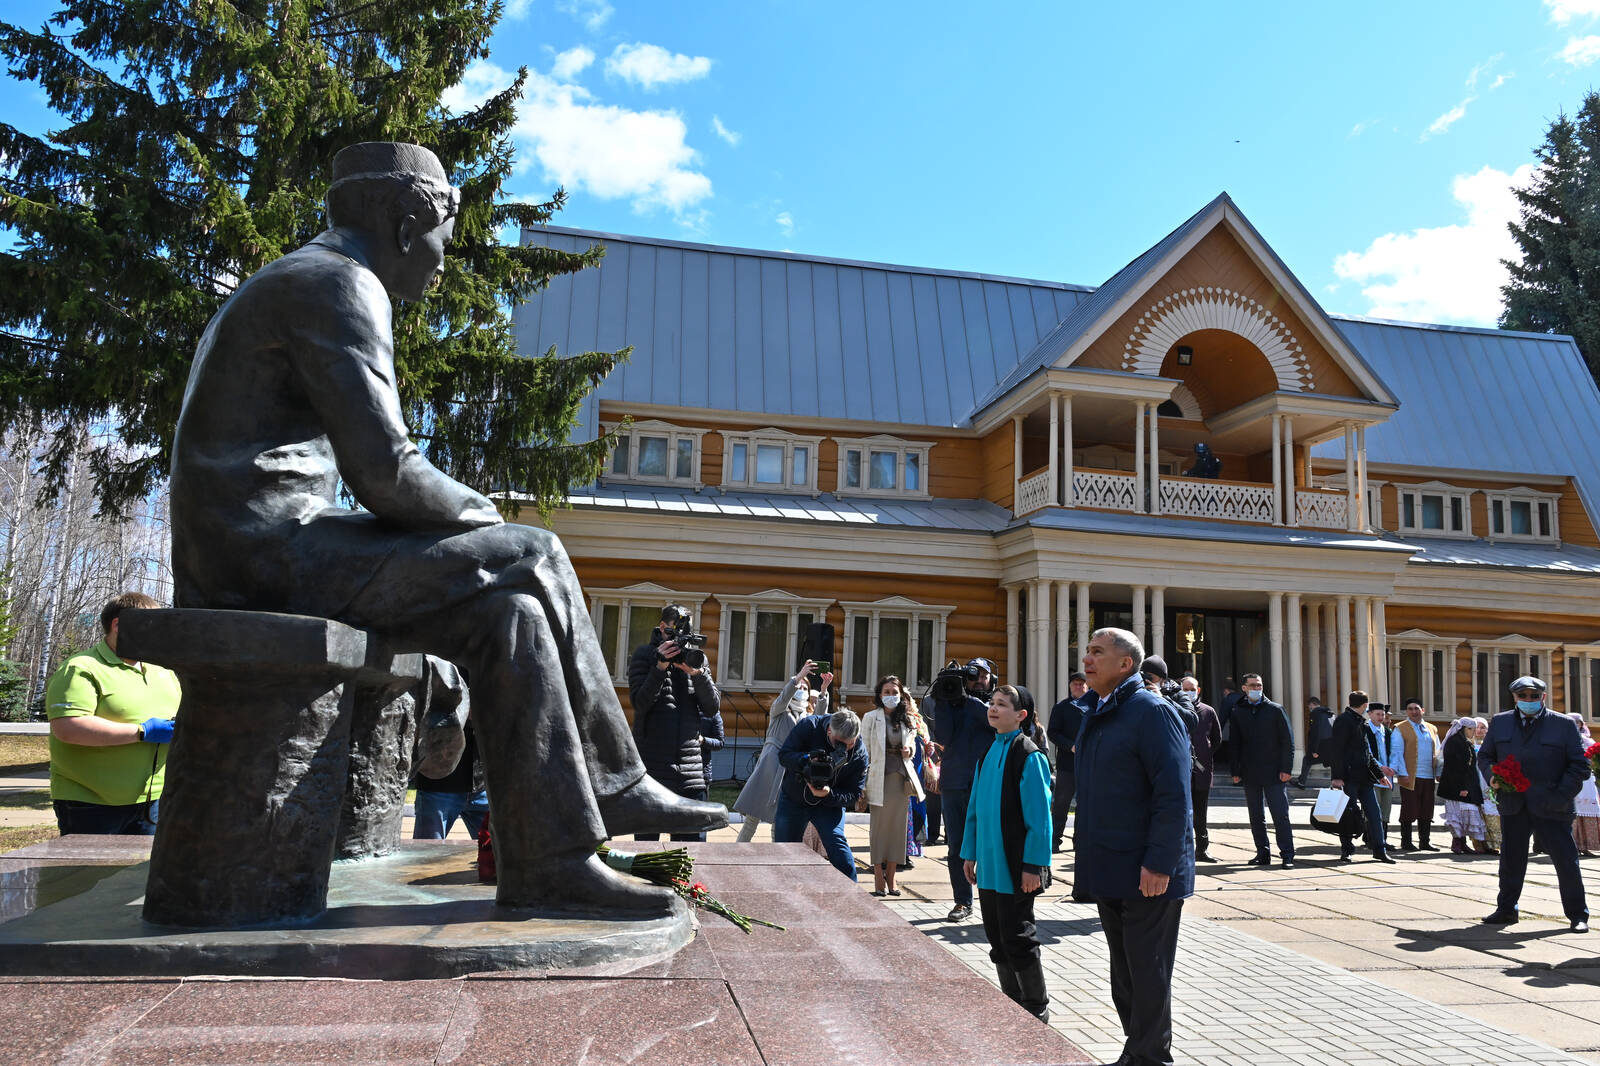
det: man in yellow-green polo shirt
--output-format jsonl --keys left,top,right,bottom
{"left": 45, "top": 592, "right": 181, "bottom": 835}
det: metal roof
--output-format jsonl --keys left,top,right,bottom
{"left": 1020, "top": 507, "right": 1419, "bottom": 554}
{"left": 1316, "top": 316, "right": 1600, "bottom": 520}
{"left": 1402, "top": 535, "right": 1600, "bottom": 575}
{"left": 517, "top": 225, "right": 1091, "bottom": 431}
{"left": 553, "top": 485, "right": 1015, "bottom": 532}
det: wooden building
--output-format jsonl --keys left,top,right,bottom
{"left": 511, "top": 193, "right": 1600, "bottom": 777}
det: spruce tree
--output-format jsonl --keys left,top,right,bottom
{"left": 1501, "top": 90, "right": 1600, "bottom": 377}
{"left": 0, "top": 0, "right": 622, "bottom": 518}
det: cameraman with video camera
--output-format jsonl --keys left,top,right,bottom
{"left": 775, "top": 708, "right": 868, "bottom": 879}
{"left": 629, "top": 604, "right": 721, "bottom": 842}
{"left": 931, "top": 657, "right": 997, "bottom": 922}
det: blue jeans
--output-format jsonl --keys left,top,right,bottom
{"left": 412, "top": 789, "right": 490, "bottom": 840}
{"left": 1243, "top": 781, "right": 1295, "bottom": 861}
{"left": 772, "top": 792, "right": 857, "bottom": 880}
{"left": 942, "top": 787, "right": 973, "bottom": 906}
{"left": 53, "top": 799, "right": 158, "bottom": 836}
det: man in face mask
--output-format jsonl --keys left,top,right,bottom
{"left": 1478, "top": 677, "right": 1591, "bottom": 932}
{"left": 1227, "top": 674, "right": 1297, "bottom": 867}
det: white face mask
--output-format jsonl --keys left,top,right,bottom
{"left": 881, "top": 693, "right": 901, "bottom": 709}
{"left": 790, "top": 693, "right": 809, "bottom": 713}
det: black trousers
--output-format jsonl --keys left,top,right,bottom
{"left": 1191, "top": 777, "right": 1210, "bottom": 855}
{"left": 925, "top": 792, "right": 943, "bottom": 841}
{"left": 1337, "top": 779, "right": 1388, "bottom": 856}
{"left": 1498, "top": 810, "right": 1590, "bottom": 922}
{"left": 1243, "top": 781, "right": 1295, "bottom": 861}
{"left": 1097, "top": 895, "right": 1183, "bottom": 1066}
{"left": 943, "top": 788, "right": 972, "bottom": 906}
{"left": 978, "top": 887, "right": 1046, "bottom": 1013}
{"left": 1051, "top": 768, "right": 1075, "bottom": 851}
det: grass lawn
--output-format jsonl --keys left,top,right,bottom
{"left": 0, "top": 825, "right": 58, "bottom": 853}
{"left": 0, "top": 789, "right": 51, "bottom": 811}
{"left": 0, "top": 734, "right": 49, "bottom": 776}
{"left": 709, "top": 784, "right": 741, "bottom": 809}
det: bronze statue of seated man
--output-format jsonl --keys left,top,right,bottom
{"left": 169, "top": 142, "right": 725, "bottom": 912}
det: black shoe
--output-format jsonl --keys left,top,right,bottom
{"left": 1195, "top": 851, "right": 1216, "bottom": 863}
{"left": 1375, "top": 853, "right": 1397, "bottom": 864}
{"left": 1483, "top": 908, "right": 1519, "bottom": 925}
{"left": 1572, "top": 919, "right": 1590, "bottom": 933}
{"left": 947, "top": 903, "right": 972, "bottom": 922}
{"left": 1248, "top": 855, "right": 1272, "bottom": 866}
{"left": 1419, "top": 842, "right": 1441, "bottom": 852}
{"left": 1281, "top": 859, "right": 1297, "bottom": 869}
{"left": 1339, "top": 849, "right": 1354, "bottom": 862}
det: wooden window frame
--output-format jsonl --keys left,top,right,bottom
{"left": 715, "top": 590, "right": 835, "bottom": 692}
{"left": 585, "top": 582, "right": 711, "bottom": 684}
{"left": 1468, "top": 635, "right": 1563, "bottom": 719}
{"left": 1385, "top": 629, "right": 1460, "bottom": 716}
{"left": 1393, "top": 481, "right": 1473, "bottom": 538}
{"left": 837, "top": 596, "right": 957, "bottom": 697}
{"left": 719, "top": 428, "right": 824, "bottom": 495}
{"left": 832, "top": 434, "right": 934, "bottom": 499}
{"left": 1483, "top": 487, "right": 1561, "bottom": 544}
{"left": 603, "top": 419, "right": 709, "bottom": 489}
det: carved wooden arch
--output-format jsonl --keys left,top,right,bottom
{"left": 1121, "top": 287, "right": 1315, "bottom": 391}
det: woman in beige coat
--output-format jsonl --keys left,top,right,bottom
{"left": 860, "top": 676, "right": 927, "bottom": 896}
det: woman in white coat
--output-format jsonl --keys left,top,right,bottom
{"left": 732, "top": 659, "right": 831, "bottom": 842}
{"left": 861, "top": 675, "right": 927, "bottom": 896}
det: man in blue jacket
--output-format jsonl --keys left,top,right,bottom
{"left": 1478, "top": 676, "right": 1591, "bottom": 932}
{"left": 776, "top": 709, "right": 868, "bottom": 880}
{"left": 1076, "top": 628, "right": 1194, "bottom": 1066}
{"left": 933, "top": 657, "right": 996, "bottom": 922}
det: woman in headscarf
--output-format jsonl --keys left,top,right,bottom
{"left": 1568, "top": 712, "right": 1600, "bottom": 856}
{"left": 732, "top": 659, "right": 830, "bottom": 842}
{"left": 861, "top": 675, "right": 927, "bottom": 896}
{"left": 1471, "top": 718, "right": 1500, "bottom": 854}
{"left": 1438, "top": 716, "right": 1488, "bottom": 854}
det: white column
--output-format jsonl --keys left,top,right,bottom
{"left": 1271, "top": 413, "right": 1284, "bottom": 525}
{"left": 1268, "top": 592, "right": 1285, "bottom": 702}
{"left": 1307, "top": 601, "right": 1323, "bottom": 706}
{"left": 1062, "top": 393, "right": 1075, "bottom": 506}
{"left": 1032, "top": 578, "right": 1052, "bottom": 697}
{"left": 1355, "top": 596, "right": 1372, "bottom": 693}
{"left": 1303, "top": 445, "right": 1314, "bottom": 492}
{"left": 1133, "top": 401, "right": 1146, "bottom": 514}
{"left": 1131, "top": 585, "right": 1147, "bottom": 650}
{"left": 1005, "top": 585, "right": 1019, "bottom": 686}
{"left": 1149, "top": 402, "right": 1162, "bottom": 516}
{"left": 1012, "top": 415, "right": 1023, "bottom": 512}
{"left": 1343, "top": 423, "right": 1358, "bottom": 531}
{"left": 1283, "top": 416, "right": 1297, "bottom": 526}
{"left": 1356, "top": 425, "right": 1369, "bottom": 531}
{"left": 1336, "top": 595, "right": 1353, "bottom": 699}
{"left": 1323, "top": 602, "right": 1338, "bottom": 705}
{"left": 1048, "top": 392, "right": 1060, "bottom": 509}
{"left": 1287, "top": 593, "right": 1304, "bottom": 756}
{"left": 1374, "top": 599, "right": 1389, "bottom": 703}
{"left": 1150, "top": 586, "right": 1166, "bottom": 660}
{"left": 1055, "top": 582, "right": 1072, "bottom": 707}
{"left": 1075, "top": 582, "right": 1091, "bottom": 674}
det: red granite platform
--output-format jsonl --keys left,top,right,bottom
{"left": 0, "top": 838, "right": 1089, "bottom": 1065}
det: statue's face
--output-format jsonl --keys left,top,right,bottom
{"left": 390, "top": 211, "right": 456, "bottom": 301}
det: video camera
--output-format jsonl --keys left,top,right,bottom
{"left": 929, "top": 658, "right": 994, "bottom": 703}
{"left": 655, "top": 603, "right": 708, "bottom": 670}
{"left": 802, "top": 747, "right": 840, "bottom": 789}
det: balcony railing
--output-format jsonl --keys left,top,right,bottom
{"left": 1158, "top": 476, "right": 1275, "bottom": 524}
{"left": 1072, "top": 468, "right": 1138, "bottom": 512}
{"left": 1296, "top": 488, "right": 1348, "bottom": 529}
{"left": 1016, "top": 468, "right": 1055, "bottom": 514}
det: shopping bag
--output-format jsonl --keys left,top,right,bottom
{"left": 1311, "top": 787, "right": 1350, "bottom": 827}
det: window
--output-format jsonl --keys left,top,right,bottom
{"left": 834, "top": 435, "right": 934, "bottom": 498}
{"left": 837, "top": 596, "right": 956, "bottom": 695}
{"left": 720, "top": 429, "right": 821, "bottom": 494}
{"left": 604, "top": 420, "right": 708, "bottom": 487}
{"left": 716, "top": 591, "right": 834, "bottom": 690}
{"left": 1484, "top": 487, "right": 1560, "bottom": 543}
{"left": 1387, "top": 630, "right": 1459, "bottom": 717}
{"left": 1565, "top": 645, "right": 1600, "bottom": 720}
{"left": 1469, "top": 635, "right": 1561, "bottom": 718}
{"left": 1394, "top": 482, "right": 1472, "bottom": 537}
{"left": 586, "top": 582, "right": 711, "bottom": 683}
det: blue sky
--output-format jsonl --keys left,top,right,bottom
{"left": 6, "top": 0, "right": 1600, "bottom": 327}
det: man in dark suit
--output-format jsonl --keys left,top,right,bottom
{"left": 1077, "top": 628, "right": 1193, "bottom": 1066}
{"left": 1325, "top": 690, "right": 1395, "bottom": 864}
{"left": 1229, "top": 672, "right": 1297, "bottom": 868}
{"left": 1046, "top": 671, "right": 1091, "bottom": 853}
{"left": 1478, "top": 676, "right": 1591, "bottom": 932}
{"left": 1295, "top": 698, "right": 1335, "bottom": 788}
{"left": 1179, "top": 675, "right": 1221, "bottom": 862}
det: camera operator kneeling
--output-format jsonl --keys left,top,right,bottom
{"left": 775, "top": 709, "right": 868, "bottom": 880}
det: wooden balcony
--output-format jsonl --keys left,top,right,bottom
{"left": 1157, "top": 475, "right": 1275, "bottom": 524}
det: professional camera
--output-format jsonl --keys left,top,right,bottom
{"left": 802, "top": 748, "right": 838, "bottom": 789}
{"left": 656, "top": 603, "right": 708, "bottom": 670}
{"left": 929, "top": 658, "right": 995, "bottom": 703}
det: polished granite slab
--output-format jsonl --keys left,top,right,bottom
{"left": 0, "top": 840, "right": 1089, "bottom": 1065}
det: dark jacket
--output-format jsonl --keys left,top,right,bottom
{"left": 1188, "top": 698, "right": 1221, "bottom": 780}
{"left": 777, "top": 713, "right": 869, "bottom": 810}
{"left": 1324, "top": 706, "right": 1378, "bottom": 784}
{"left": 628, "top": 639, "right": 721, "bottom": 796}
{"left": 699, "top": 704, "right": 726, "bottom": 793}
{"left": 1073, "top": 674, "right": 1194, "bottom": 900}
{"left": 932, "top": 692, "right": 994, "bottom": 792}
{"left": 1227, "top": 696, "right": 1294, "bottom": 785}
{"left": 1437, "top": 728, "right": 1482, "bottom": 805}
{"left": 1306, "top": 706, "right": 1336, "bottom": 757}
{"left": 1477, "top": 708, "right": 1590, "bottom": 819}
{"left": 1046, "top": 692, "right": 1090, "bottom": 774}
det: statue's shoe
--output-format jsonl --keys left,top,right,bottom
{"left": 598, "top": 775, "right": 730, "bottom": 837}
{"left": 495, "top": 851, "right": 677, "bottom": 915}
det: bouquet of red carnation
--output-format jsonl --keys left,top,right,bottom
{"left": 1489, "top": 755, "right": 1531, "bottom": 802}
{"left": 1585, "top": 739, "right": 1600, "bottom": 778}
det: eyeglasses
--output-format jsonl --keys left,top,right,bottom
{"left": 1511, "top": 689, "right": 1542, "bottom": 700}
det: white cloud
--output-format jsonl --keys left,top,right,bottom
{"left": 605, "top": 43, "right": 713, "bottom": 91}
{"left": 1546, "top": 0, "right": 1600, "bottom": 23}
{"left": 1348, "top": 118, "right": 1376, "bottom": 138}
{"left": 1560, "top": 34, "right": 1600, "bottom": 65}
{"left": 1490, "top": 72, "right": 1513, "bottom": 90}
{"left": 775, "top": 211, "right": 794, "bottom": 236}
{"left": 1465, "top": 53, "right": 1503, "bottom": 90}
{"left": 551, "top": 46, "right": 594, "bottom": 81}
{"left": 1422, "top": 98, "right": 1473, "bottom": 140}
{"left": 1332, "top": 163, "right": 1537, "bottom": 326}
{"left": 443, "top": 60, "right": 711, "bottom": 215}
{"left": 504, "top": 0, "right": 533, "bottom": 18}
{"left": 557, "top": 0, "right": 612, "bottom": 31}
{"left": 711, "top": 116, "right": 740, "bottom": 146}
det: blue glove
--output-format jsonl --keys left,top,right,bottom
{"left": 139, "top": 718, "right": 175, "bottom": 744}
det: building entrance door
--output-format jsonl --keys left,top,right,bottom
{"left": 1165, "top": 608, "right": 1271, "bottom": 705}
